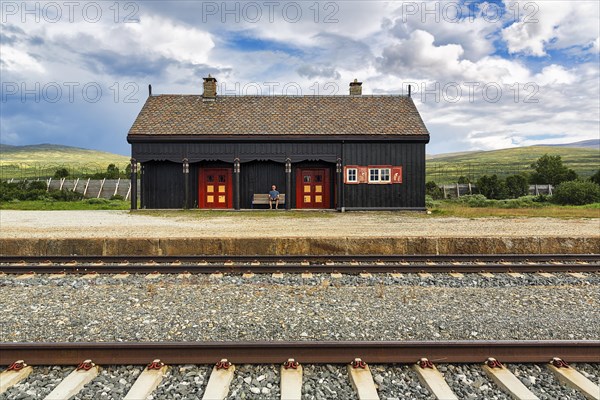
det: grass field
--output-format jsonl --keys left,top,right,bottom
{"left": 0, "top": 200, "right": 130, "bottom": 210}
{"left": 429, "top": 202, "right": 600, "bottom": 218}
{"left": 427, "top": 146, "right": 599, "bottom": 184}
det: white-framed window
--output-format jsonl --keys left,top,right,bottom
{"left": 346, "top": 168, "right": 358, "bottom": 183}
{"left": 368, "top": 167, "right": 391, "bottom": 183}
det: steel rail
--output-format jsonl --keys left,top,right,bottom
{"left": 1, "top": 262, "right": 599, "bottom": 274}
{"left": 1, "top": 254, "right": 598, "bottom": 264}
{"left": 1, "top": 341, "right": 598, "bottom": 365}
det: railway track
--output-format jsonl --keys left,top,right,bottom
{"left": 1, "top": 254, "right": 599, "bottom": 274}
{"left": 1, "top": 341, "right": 599, "bottom": 399}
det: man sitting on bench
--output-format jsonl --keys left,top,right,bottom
{"left": 269, "top": 185, "right": 280, "bottom": 209}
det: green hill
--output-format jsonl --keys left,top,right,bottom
{"left": 1, "top": 144, "right": 130, "bottom": 179}
{"left": 427, "top": 146, "right": 600, "bottom": 184}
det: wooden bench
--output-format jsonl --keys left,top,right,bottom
{"left": 252, "top": 193, "right": 286, "bottom": 207}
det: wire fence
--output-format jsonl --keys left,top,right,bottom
{"left": 427, "top": 163, "right": 538, "bottom": 185}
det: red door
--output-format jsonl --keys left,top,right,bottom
{"left": 296, "top": 168, "right": 330, "bottom": 209}
{"left": 199, "top": 168, "right": 232, "bottom": 208}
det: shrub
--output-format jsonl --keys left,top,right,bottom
{"left": 106, "top": 164, "right": 120, "bottom": 179}
{"left": 20, "top": 189, "right": 46, "bottom": 200}
{"left": 505, "top": 174, "right": 529, "bottom": 198}
{"left": 425, "top": 181, "right": 444, "bottom": 199}
{"left": 457, "top": 176, "right": 471, "bottom": 184}
{"left": 552, "top": 180, "right": 600, "bottom": 205}
{"left": 476, "top": 175, "right": 507, "bottom": 200}
{"left": 28, "top": 181, "right": 47, "bottom": 191}
{"left": 530, "top": 154, "right": 578, "bottom": 185}
{"left": 457, "top": 194, "right": 489, "bottom": 207}
{"left": 0, "top": 181, "right": 47, "bottom": 201}
{"left": 110, "top": 194, "right": 124, "bottom": 201}
{"left": 533, "top": 194, "right": 550, "bottom": 203}
{"left": 425, "top": 195, "right": 442, "bottom": 208}
{"left": 497, "top": 197, "right": 543, "bottom": 208}
{"left": 54, "top": 168, "right": 70, "bottom": 178}
{"left": 590, "top": 170, "right": 600, "bottom": 186}
{"left": 48, "top": 190, "right": 84, "bottom": 201}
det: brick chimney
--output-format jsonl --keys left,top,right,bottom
{"left": 203, "top": 74, "right": 217, "bottom": 99}
{"left": 349, "top": 79, "right": 362, "bottom": 95}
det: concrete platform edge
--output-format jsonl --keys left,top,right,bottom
{"left": 0, "top": 237, "right": 598, "bottom": 256}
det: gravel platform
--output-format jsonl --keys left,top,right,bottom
{"left": 2, "top": 210, "right": 599, "bottom": 238}
{"left": 1, "top": 273, "right": 598, "bottom": 342}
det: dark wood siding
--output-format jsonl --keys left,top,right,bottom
{"left": 342, "top": 142, "right": 425, "bottom": 209}
{"left": 136, "top": 140, "right": 426, "bottom": 210}
{"left": 142, "top": 161, "right": 184, "bottom": 209}
{"left": 240, "top": 161, "right": 286, "bottom": 209}
{"left": 133, "top": 141, "right": 341, "bottom": 163}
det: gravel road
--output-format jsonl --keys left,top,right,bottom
{"left": 1, "top": 210, "right": 598, "bottom": 238}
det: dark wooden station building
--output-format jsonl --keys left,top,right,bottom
{"left": 127, "top": 76, "right": 430, "bottom": 210}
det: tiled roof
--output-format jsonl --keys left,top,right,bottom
{"left": 127, "top": 95, "right": 429, "bottom": 136}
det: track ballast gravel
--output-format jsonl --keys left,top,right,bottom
{"left": 1, "top": 273, "right": 598, "bottom": 342}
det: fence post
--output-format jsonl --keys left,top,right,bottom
{"left": 83, "top": 178, "right": 90, "bottom": 197}
{"left": 97, "top": 178, "right": 105, "bottom": 198}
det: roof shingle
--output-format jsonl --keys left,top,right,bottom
{"left": 127, "top": 95, "right": 429, "bottom": 137}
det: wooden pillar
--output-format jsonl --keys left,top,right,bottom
{"left": 130, "top": 158, "right": 137, "bottom": 210}
{"left": 285, "top": 158, "right": 291, "bottom": 210}
{"left": 140, "top": 163, "right": 145, "bottom": 208}
{"left": 234, "top": 158, "right": 240, "bottom": 210}
{"left": 336, "top": 158, "right": 343, "bottom": 211}
{"left": 183, "top": 158, "right": 189, "bottom": 209}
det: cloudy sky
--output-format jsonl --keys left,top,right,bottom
{"left": 1, "top": 0, "right": 599, "bottom": 155}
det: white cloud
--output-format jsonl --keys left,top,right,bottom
{"left": 502, "top": 1, "right": 600, "bottom": 56}
{"left": 124, "top": 15, "right": 214, "bottom": 64}
{"left": 0, "top": 46, "right": 45, "bottom": 73}
{"left": 534, "top": 65, "right": 576, "bottom": 85}
{"left": 385, "top": 1, "right": 503, "bottom": 61}
{"left": 419, "top": 61, "right": 599, "bottom": 153}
